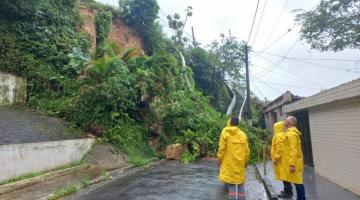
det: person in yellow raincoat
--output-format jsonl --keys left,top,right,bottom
{"left": 217, "top": 117, "right": 250, "bottom": 200}
{"left": 271, "top": 121, "right": 285, "bottom": 180}
{"left": 278, "top": 116, "right": 306, "bottom": 200}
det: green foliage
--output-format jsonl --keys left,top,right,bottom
{"left": 164, "top": 91, "right": 226, "bottom": 160}
{"left": 210, "top": 33, "right": 246, "bottom": 89}
{"left": 187, "top": 47, "right": 231, "bottom": 112}
{"left": 119, "top": 0, "right": 160, "bottom": 54}
{"left": 95, "top": 11, "right": 113, "bottom": 58}
{"left": 295, "top": 0, "right": 360, "bottom": 51}
{"left": 49, "top": 184, "right": 79, "bottom": 200}
{"left": 181, "top": 152, "right": 197, "bottom": 164}
{"left": 166, "top": 6, "right": 193, "bottom": 48}
{"left": 239, "top": 122, "right": 271, "bottom": 164}
{"left": 0, "top": 0, "right": 42, "bottom": 20}
{"left": 104, "top": 121, "right": 154, "bottom": 166}
{"left": 75, "top": 56, "right": 137, "bottom": 126}
{"left": 251, "top": 97, "right": 266, "bottom": 128}
{"left": 0, "top": 0, "right": 90, "bottom": 105}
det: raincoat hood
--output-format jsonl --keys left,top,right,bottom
{"left": 274, "top": 121, "right": 285, "bottom": 134}
{"left": 226, "top": 119, "right": 241, "bottom": 135}
{"left": 227, "top": 126, "right": 241, "bottom": 135}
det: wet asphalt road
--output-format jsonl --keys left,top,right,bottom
{"left": 74, "top": 160, "right": 268, "bottom": 200}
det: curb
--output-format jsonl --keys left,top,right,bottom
{"left": 0, "top": 164, "right": 89, "bottom": 195}
{"left": 66, "top": 159, "right": 164, "bottom": 200}
{"left": 255, "top": 164, "right": 278, "bottom": 200}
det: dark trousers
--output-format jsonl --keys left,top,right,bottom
{"left": 283, "top": 181, "right": 306, "bottom": 200}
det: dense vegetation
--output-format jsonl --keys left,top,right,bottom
{"left": 295, "top": 0, "right": 360, "bottom": 52}
{"left": 0, "top": 0, "right": 269, "bottom": 165}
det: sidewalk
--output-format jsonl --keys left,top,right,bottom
{"left": 256, "top": 161, "right": 359, "bottom": 200}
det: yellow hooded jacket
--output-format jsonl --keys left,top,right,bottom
{"left": 217, "top": 121, "right": 250, "bottom": 184}
{"left": 271, "top": 121, "right": 285, "bottom": 180}
{"left": 281, "top": 126, "right": 304, "bottom": 184}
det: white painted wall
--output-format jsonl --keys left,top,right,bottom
{"left": 0, "top": 139, "right": 95, "bottom": 182}
{"left": 0, "top": 72, "right": 26, "bottom": 106}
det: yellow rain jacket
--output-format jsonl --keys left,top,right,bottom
{"left": 217, "top": 122, "right": 250, "bottom": 184}
{"left": 281, "top": 126, "right": 304, "bottom": 184}
{"left": 271, "top": 121, "right": 285, "bottom": 180}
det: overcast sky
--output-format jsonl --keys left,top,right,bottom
{"left": 98, "top": 0, "right": 360, "bottom": 100}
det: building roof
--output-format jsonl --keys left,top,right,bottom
{"left": 263, "top": 91, "right": 302, "bottom": 113}
{"left": 284, "top": 78, "right": 360, "bottom": 113}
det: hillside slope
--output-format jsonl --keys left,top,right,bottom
{"left": 79, "top": 6, "right": 143, "bottom": 55}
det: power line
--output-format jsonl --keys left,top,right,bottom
{"left": 251, "top": 63, "right": 323, "bottom": 89}
{"left": 159, "top": 9, "right": 168, "bottom": 18}
{"left": 263, "top": 0, "right": 289, "bottom": 48}
{"left": 252, "top": 34, "right": 326, "bottom": 89}
{"left": 260, "top": 24, "right": 297, "bottom": 53}
{"left": 254, "top": 53, "right": 324, "bottom": 88}
{"left": 260, "top": 51, "right": 360, "bottom": 62}
{"left": 252, "top": 79, "right": 320, "bottom": 90}
{"left": 251, "top": 73, "right": 283, "bottom": 94}
{"left": 256, "top": 38, "right": 299, "bottom": 77}
{"left": 250, "top": 0, "right": 268, "bottom": 47}
{"left": 259, "top": 1, "right": 321, "bottom": 54}
{"left": 251, "top": 80, "right": 266, "bottom": 99}
{"left": 257, "top": 51, "right": 357, "bottom": 73}
{"left": 247, "top": 0, "right": 261, "bottom": 43}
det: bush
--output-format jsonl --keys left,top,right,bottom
{"left": 119, "top": 0, "right": 160, "bottom": 54}
{"left": 239, "top": 122, "right": 271, "bottom": 164}
{"left": 0, "top": 0, "right": 90, "bottom": 106}
{"left": 105, "top": 121, "right": 154, "bottom": 166}
{"left": 95, "top": 11, "right": 113, "bottom": 58}
{"left": 74, "top": 56, "right": 137, "bottom": 127}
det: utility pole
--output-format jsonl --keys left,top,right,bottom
{"left": 191, "top": 26, "right": 197, "bottom": 47}
{"left": 245, "top": 44, "right": 252, "bottom": 126}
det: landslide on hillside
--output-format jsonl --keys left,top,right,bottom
{"left": 79, "top": 6, "right": 143, "bottom": 55}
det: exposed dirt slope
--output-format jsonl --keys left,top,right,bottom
{"left": 79, "top": 6, "right": 143, "bottom": 55}
{"left": 79, "top": 6, "right": 97, "bottom": 52}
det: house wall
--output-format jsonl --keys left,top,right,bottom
{"left": 264, "top": 107, "right": 286, "bottom": 133}
{"left": 0, "top": 139, "right": 95, "bottom": 182}
{"left": 309, "top": 97, "right": 360, "bottom": 195}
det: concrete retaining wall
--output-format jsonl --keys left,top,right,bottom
{"left": 0, "top": 139, "right": 95, "bottom": 182}
{"left": 0, "top": 72, "right": 26, "bottom": 106}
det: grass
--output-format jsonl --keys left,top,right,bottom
{"left": 48, "top": 184, "right": 79, "bottom": 200}
{"left": 49, "top": 172, "right": 112, "bottom": 200}
{"left": 125, "top": 147, "right": 153, "bottom": 167}
{"left": 80, "top": 175, "right": 92, "bottom": 188}
{"left": 0, "top": 161, "right": 85, "bottom": 185}
{"left": 128, "top": 154, "right": 152, "bottom": 167}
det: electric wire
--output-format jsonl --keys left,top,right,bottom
{"left": 247, "top": 0, "right": 261, "bottom": 43}
{"left": 250, "top": 0, "right": 268, "bottom": 47}
{"left": 263, "top": 0, "right": 289, "bottom": 48}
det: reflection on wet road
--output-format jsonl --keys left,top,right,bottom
{"left": 75, "top": 160, "right": 268, "bottom": 200}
